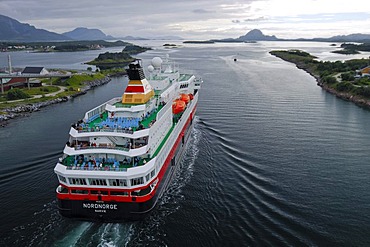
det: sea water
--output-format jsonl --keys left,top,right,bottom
{"left": 1, "top": 41, "right": 370, "bottom": 246}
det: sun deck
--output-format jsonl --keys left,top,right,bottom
{"left": 74, "top": 104, "right": 164, "bottom": 133}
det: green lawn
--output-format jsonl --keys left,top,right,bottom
{"left": 21, "top": 85, "right": 60, "bottom": 95}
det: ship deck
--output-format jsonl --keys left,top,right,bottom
{"left": 62, "top": 119, "right": 179, "bottom": 171}
{"left": 76, "top": 104, "right": 164, "bottom": 133}
{"left": 61, "top": 155, "right": 150, "bottom": 171}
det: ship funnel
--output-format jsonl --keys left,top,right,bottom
{"left": 127, "top": 60, "right": 145, "bottom": 80}
{"left": 122, "top": 60, "right": 154, "bottom": 105}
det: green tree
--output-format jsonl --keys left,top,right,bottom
{"left": 322, "top": 76, "right": 337, "bottom": 84}
{"left": 340, "top": 72, "right": 355, "bottom": 81}
{"left": 6, "top": 88, "right": 31, "bottom": 100}
{"left": 336, "top": 82, "right": 354, "bottom": 92}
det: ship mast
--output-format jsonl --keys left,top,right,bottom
{"left": 8, "top": 54, "right": 12, "bottom": 74}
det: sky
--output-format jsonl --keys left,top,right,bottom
{"left": 1, "top": 0, "right": 370, "bottom": 40}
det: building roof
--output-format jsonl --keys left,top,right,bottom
{"left": 22, "top": 67, "right": 45, "bottom": 74}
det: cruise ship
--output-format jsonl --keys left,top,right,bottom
{"left": 54, "top": 55, "right": 201, "bottom": 221}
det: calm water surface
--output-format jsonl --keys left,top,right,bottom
{"left": 1, "top": 41, "right": 370, "bottom": 246}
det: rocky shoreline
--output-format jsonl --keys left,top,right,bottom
{"left": 275, "top": 55, "right": 370, "bottom": 110}
{"left": 0, "top": 76, "right": 111, "bottom": 126}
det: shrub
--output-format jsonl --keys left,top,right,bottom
{"left": 340, "top": 72, "right": 355, "bottom": 81}
{"left": 355, "top": 87, "right": 370, "bottom": 98}
{"left": 322, "top": 76, "right": 337, "bottom": 84}
{"left": 6, "top": 88, "right": 31, "bottom": 100}
{"left": 336, "top": 82, "right": 354, "bottom": 92}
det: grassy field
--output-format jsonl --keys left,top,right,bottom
{"left": 0, "top": 72, "right": 109, "bottom": 111}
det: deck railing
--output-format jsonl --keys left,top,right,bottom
{"left": 76, "top": 126, "right": 135, "bottom": 134}
{"left": 66, "top": 165, "right": 128, "bottom": 172}
{"left": 75, "top": 145, "right": 130, "bottom": 152}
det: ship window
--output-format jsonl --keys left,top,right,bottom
{"left": 110, "top": 191, "right": 129, "bottom": 196}
{"left": 151, "top": 169, "right": 155, "bottom": 178}
{"left": 131, "top": 177, "right": 144, "bottom": 186}
{"left": 58, "top": 175, "right": 67, "bottom": 183}
{"left": 68, "top": 177, "right": 87, "bottom": 185}
{"left": 71, "top": 190, "right": 88, "bottom": 194}
{"left": 58, "top": 186, "right": 69, "bottom": 194}
{"left": 145, "top": 174, "right": 150, "bottom": 182}
{"left": 91, "top": 190, "right": 108, "bottom": 195}
{"left": 89, "top": 178, "right": 107, "bottom": 186}
{"left": 109, "top": 179, "right": 127, "bottom": 187}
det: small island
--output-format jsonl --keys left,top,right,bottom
{"left": 331, "top": 43, "right": 370, "bottom": 55}
{"left": 183, "top": 40, "right": 215, "bottom": 44}
{"left": 270, "top": 49, "right": 370, "bottom": 108}
{"left": 86, "top": 44, "right": 151, "bottom": 70}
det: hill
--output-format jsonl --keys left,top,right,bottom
{"left": 62, "top": 27, "right": 115, "bottom": 40}
{"left": 212, "top": 29, "right": 278, "bottom": 42}
{"left": 0, "top": 14, "right": 70, "bottom": 41}
{"left": 212, "top": 29, "right": 370, "bottom": 43}
{"left": 315, "top": 33, "right": 370, "bottom": 42}
{"left": 236, "top": 29, "right": 278, "bottom": 41}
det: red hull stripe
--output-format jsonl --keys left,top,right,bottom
{"left": 57, "top": 105, "right": 197, "bottom": 203}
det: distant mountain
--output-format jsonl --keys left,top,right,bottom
{"left": 0, "top": 14, "right": 70, "bottom": 41}
{"left": 212, "top": 29, "right": 278, "bottom": 42}
{"left": 316, "top": 33, "right": 370, "bottom": 42}
{"left": 236, "top": 29, "right": 278, "bottom": 41}
{"left": 150, "top": 36, "right": 184, "bottom": 40}
{"left": 119, "top": 36, "right": 149, "bottom": 41}
{"left": 62, "top": 27, "right": 115, "bottom": 40}
{"left": 118, "top": 35, "right": 183, "bottom": 41}
{"left": 212, "top": 29, "right": 370, "bottom": 43}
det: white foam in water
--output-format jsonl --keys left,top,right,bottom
{"left": 53, "top": 222, "right": 92, "bottom": 247}
{"left": 96, "top": 223, "right": 133, "bottom": 247}
{"left": 128, "top": 120, "right": 202, "bottom": 245}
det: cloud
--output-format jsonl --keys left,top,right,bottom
{"left": 0, "top": 0, "right": 369, "bottom": 39}
{"left": 244, "top": 16, "right": 267, "bottom": 22}
{"left": 192, "top": 9, "right": 213, "bottom": 14}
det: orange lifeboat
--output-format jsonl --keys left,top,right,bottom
{"left": 188, "top": 93, "right": 194, "bottom": 100}
{"left": 172, "top": 99, "right": 186, "bottom": 114}
{"left": 180, "top": 94, "right": 190, "bottom": 104}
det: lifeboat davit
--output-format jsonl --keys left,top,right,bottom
{"left": 180, "top": 94, "right": 190, "bottom": 104}
{"left": 172, "top": 99, "right": 186, "bottom": 114}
